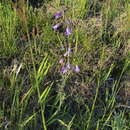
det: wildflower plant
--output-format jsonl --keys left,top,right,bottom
{"left": 52, "top": 9, "right": 80, "bottom": 74}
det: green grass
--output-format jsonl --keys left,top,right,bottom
{"left": 0, "top": 0, "right": 130, "bottom": 129}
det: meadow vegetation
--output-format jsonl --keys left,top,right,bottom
{"left": 0, "top": 0, "right": 130, "bottom": 129}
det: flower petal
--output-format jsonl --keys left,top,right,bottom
{"left": 65, "top": 27, "right": 72, "bottom": 36}
{"left": 59, "top": 58, "right": 64, "bottom": 64}
{"left": 64, "top": 48, "right": 71, "bottom": 57}
{"left": 74, "top": 65, "right": 80, "bottom": 72}
{"left": 66, "top": 63, "right": 71, "bottom": 69}
{"left": 52, "top": 23, "right": 61, "bottom": 30}
{"left": 54, "top": 11, "right": 63, "bottom": 19}
{"left": 60, "top": 66, "right": 68, "bottom": 73}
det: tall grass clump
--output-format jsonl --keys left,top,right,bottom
{"left": 0, "top": 2, "right": 18, "bottom": 57}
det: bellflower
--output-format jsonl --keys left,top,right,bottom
{"left": 64, "top": 48, "right": 71, "bottom": 57}
{"left": 54, "top": 11, "right": 63, "bottom": 19}
{"left": 74, "top": 65, "right": 80, "bottom": 72}
{"left": 60, "top": 66, "right": 68, "bottom": 74}
{"left": 52, "top": 23, "right": 61, "bottom": 30}
{"left": 60, "top": 64, "right": 80, "bottom": 74}
{"left": 65, "top": 27, "right": 72, "bottom": 36}
{"left": 59, "top": 58, "right": 64, "bottom": 64}
{"left": 66, "top": 63, "right": 71, "bottom": 69}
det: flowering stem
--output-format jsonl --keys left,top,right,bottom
{"left": 65, "top": 36, "right": 71, "bottom": 65}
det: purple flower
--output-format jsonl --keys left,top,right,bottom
{"left": 54, "top": 11, "right": 63, "bottom": 19}
{"left": 64, "top": 48, "right": 71, "bottom": 57}
{"left": 60, "top": 66, "right": 68, "bottom": 74}
{"left": 60, "top": 64, "right": 80, "bottom": 74}
{"left": 74, "top": 65, "right": 80, "bottom": 72}
{"left": 59, "top": 58, "right": 64, "bottom": 64}
{"left": 65, "top": 27, "right": 72, "bottom": 36}
{"left": 66, "top": 63, "right": 71, "bottom": 69}
{"left": 60, "top": 63, "right": 72, "bottom": 74}
{"left": 52, "top": 23, "right": 61, "bottom": 30}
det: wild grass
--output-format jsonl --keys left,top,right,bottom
{"left": 0, "top": 0, "right": 130, "bottom": 129}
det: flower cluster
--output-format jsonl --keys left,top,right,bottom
{"left": 59, "top": 47, "right": 80, "bottom": 74}
{"left": 52, "top": 11, "right": 72, "bottom": 36}
{"left": 52, "top": 10, "right": 80, "bottom": 74}
{"left": 60, "top": 63, "right": 80, "bottom": 74}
